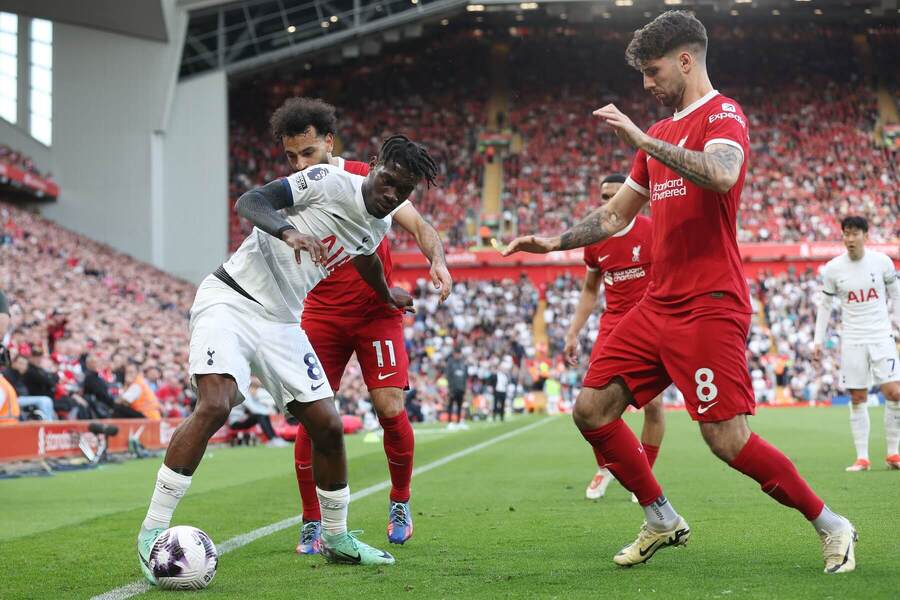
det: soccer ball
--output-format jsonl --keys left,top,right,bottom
{"left": 148, "top": 525, "right": 218, "bottom": 590}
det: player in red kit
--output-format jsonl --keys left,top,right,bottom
{"left": 268, "top": 98, "right": 452, "bottom": 553}
{"left": 563, "top": 174, "right": 665, "bottom": 501}
{"left": 502, "top": 11, "right": 856, "bottom": 573}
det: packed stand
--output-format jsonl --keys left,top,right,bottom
{"left": 0, "top": 202, "right": 196, "bottom": 421}
{"left": 501, "top": 24, "right": 897, "bottom": 245}
{"left": 228, "top": 31, "right": 489, "bottom": 252}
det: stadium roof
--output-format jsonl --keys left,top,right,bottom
{"left": 178, "top": 0, "right": 898, "bottom": 78}
{"left": 2, "top": 0, "right": 168, "bottom": 42}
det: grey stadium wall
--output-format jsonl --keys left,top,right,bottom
{"left": 0, "top": 0, "right": 228, "bottom": 284}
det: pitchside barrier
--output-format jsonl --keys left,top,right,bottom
{"left": 0, "top": 419, "right": 226, "bottom": 463}
{"left": 0, "top": 414, "right": 369, "bottom": 463}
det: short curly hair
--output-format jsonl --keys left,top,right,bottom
{"left": 269, "top": 97, "right": 338, "bottom": 141}
{"left": 625, "top": 10, "right": 708, "bottom": 71}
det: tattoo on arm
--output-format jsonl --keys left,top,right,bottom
{"left": 641, "top": 139, "right": 743, "bottom": 192}
{"left": 559, "top": 204, "right": 628, "bottom": 250}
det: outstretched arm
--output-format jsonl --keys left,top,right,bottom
{"left": 594, "top": 103, "right": 743, "bottom": 194}
{"left": 393, "top": 203, "right": 452, "bottom": 301}
{"left": 500, "top": 184, "right": 647, "bottom": 255}
{"left": 638, "top": 139, "right": 743, "bottom": 194}
{"left": 235, "top": 179, "right": 294, "bottom": 238}
{"left": 236, "top": 179, "right": 327, "bottom": 264}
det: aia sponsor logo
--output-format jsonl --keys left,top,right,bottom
{"left": 847, "top": 288, "right": 879, "bottom": 303}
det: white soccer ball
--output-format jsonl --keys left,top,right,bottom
{"left": 149, "top": 525, "right": 218, "bottom": 590}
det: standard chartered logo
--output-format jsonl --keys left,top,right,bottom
{"left": 651, "top": 177, "right": 686, "bottom": 202}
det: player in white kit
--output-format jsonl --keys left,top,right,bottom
{"left": 137, "top": 135, "right": 439, "bottom": 583}
{"left": 813, "top": 216, "right": 900, "bottom": 472}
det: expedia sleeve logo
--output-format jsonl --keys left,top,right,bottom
{"left": 721, "top": 102, "right": 736, "bottom": 113}
{"left": 306, "top": 166, "right": 329, "bottom": 181}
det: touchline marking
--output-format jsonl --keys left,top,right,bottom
{"left": 91, "top": 417, "right": 554, "bottom": 600}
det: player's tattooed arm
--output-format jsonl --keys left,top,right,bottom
{"left": 639, "top": 139, "right": 744, "bottom": 194}
{"left": 235, "top": 179, "right": 294, "bottom": 239}
{"left": 558, "top": 203, "right": 630, "bottom": 250}
{"left": 500, "top": 185, "right": 645, "bottom": 256}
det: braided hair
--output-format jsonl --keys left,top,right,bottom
{"left": 377, "top": 135, "right": 439, "bottom": 188}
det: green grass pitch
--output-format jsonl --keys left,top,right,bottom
{"left": 1, "top": 407, "right": 896, "bottom": 599}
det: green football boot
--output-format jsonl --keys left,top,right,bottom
{"left": 321, "top": 530, "right": 395, "bottom": 566}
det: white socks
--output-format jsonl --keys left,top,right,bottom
{"left": 885, "top": 400, "right": 900, "bottom": 457}
{"left": 317, "top": 486, "right": 349, "bottom": 537}
{"left": 849, "top": 404, "right": 870, "bottom": 461}
{"left": 142, "top": 464, "right": 192, "bottom": 531}
{"left": 643, "top": 495, "right": 679, "bottom": 532}
{"left": 811, "top": 505, "right": 849, "bottom": 536}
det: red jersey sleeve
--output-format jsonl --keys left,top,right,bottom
{"left": 625, "top": 148, "right": 650, "bottom": 197}
{"left": 583, "top": 245, "right": 598, "bottom": 271}
{"left": 342, "top": 159, "right": 370, "bottom": 176}
{"left": 701, "top": 99, "right": 749, "bottom": 160}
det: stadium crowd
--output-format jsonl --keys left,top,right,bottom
{"left": 1, "top": 198, "right": 859, "bottom": 427}
{"left": 224, "top": 23, "right": 897, "bottom": 251}
{"left": 2, "top": 23, "right": 896, "bottom": 426}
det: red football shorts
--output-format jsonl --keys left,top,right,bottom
{"left": 587, "top": 311, "right": 628, "bottom": 365}
{"left": 302, "top": 314, "right": 409, "bottom": 391}
{"left": 583, "top": 301, "right": 756, "bottom": 422}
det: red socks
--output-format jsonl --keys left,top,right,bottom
{"left": 581, "top": 419, "right": 662, "bottom": 506}
{"left": 295, "top": 412, "right": 415, "bottom": 513}
{"left": 643, "top": 443, "right": 660, "bottom": 469}
{"left": 592, "top": 442, "right": 659, "bottom": 470}
{"left": 379, "top": 411, "right": 415, "bottom": 503}
{"left": 729, "top": 433, "right": 825, "bottom": 520}
{"left": 293, "top": 424, "right": 321, "bottom": 522}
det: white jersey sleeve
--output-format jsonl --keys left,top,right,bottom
{"left": 283, "top": 165, "right": 332, "bottom": 208}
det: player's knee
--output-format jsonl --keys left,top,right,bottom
{"left": 573, "top": 385, "right": 623, "bottom": 430}
{"left": 644, "top": 399, "right": 665, "bottom": 425}
{"left": 193, "top": 375, "right": 235, "bottom": 429}
{"left": 371, "top": 389, "right": 404, "bottom": 418}
{"left": 194, "top": 397, "right": 231, "bottom": 430}
{"left": 699, "top": 418, "right": 750, "bottom": 463}
{"left": 312, "top": 415, "right": 345, "bottom": 453}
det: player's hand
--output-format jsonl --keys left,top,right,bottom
{"left": 496, "top": 235, "right": 561, "bottom": 256}
{"left": 430, "top": 261, "right": 453, "bottom": 302}
{"left": 811, "top": 346, "right": 823, "bottom": 363}
{"left": 564, "top": 334, "right": 580, "bottom": 367}
{"left": 593, "top": 104, "right": 647, "bottom": 149}
{"left": 387, "top": 286, "right": 416, "bottom": 314}
{"left": 281, "top": 229, "right": 328, "bottom": 265}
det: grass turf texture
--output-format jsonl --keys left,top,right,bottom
{"left": 1, "top": 408, "right": 896, "bottom": 599}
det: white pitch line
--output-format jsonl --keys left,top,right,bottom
{"left": 91, "top": 416, "right": 554, "bottom": 600}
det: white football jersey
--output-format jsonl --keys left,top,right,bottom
{"left": 223, "top": 164, "right": 392, "bottom": 323}
{"left": 821, "top": 250, "right": 897, "bottom": 344}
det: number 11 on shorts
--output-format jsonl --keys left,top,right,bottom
{"left": 372, "top": 340, "right": 397, "bottom": 368}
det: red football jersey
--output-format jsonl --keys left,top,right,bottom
{"left": 303, "top": 158, "right": 399, "bottom": 319}
{"left": 626, "top": 90, "right": 752, "bottom": 314}
{"left": 582, "top": 214, "right": 652, "bottom": 315}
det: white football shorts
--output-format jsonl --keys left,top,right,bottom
{"left": 188, "top": 276, "right": 333, "bottom": 411}
{"left": 839, "top": 337, "right": 900, "bottom": 390}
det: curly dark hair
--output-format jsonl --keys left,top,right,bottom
{"left": 625, "top": 10, "right": 708, "bottom": 71}
{"left": 378, "top": 135, "right": 439, "bottom": 188}
{"left": 269, "top": 97, "right": 338, "bottom": 141}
